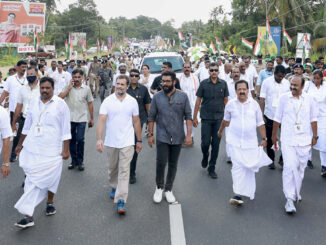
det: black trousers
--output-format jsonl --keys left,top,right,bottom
{"left": 130, "top": 123, "right": 143, "bottom": 177}
{"left": 264, "top": 115, "right": 282, "bottom": 162}
{"left": 156, "top": 141, "right": 182, "bottom": 191}
{"left": 10, "top": 112, "right": 25, "bottom": 159}
{"left": 201, "top": 119, "right": 222, "bottom": 172}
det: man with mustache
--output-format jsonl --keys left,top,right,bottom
{"left": 148, "top": 71, "right": 192, "bottom": 203}
{"left": 260, "top": 65, "right": 290, "bottom": 169}
{"left": 0, "top": 60, "right": 27, "bottom": 162}
{"left": 272, "top": 76, "right": 318, "bottom": 214}
{"left": 218, "top": 80, "right": 271, "bottom": 205}
{"left": 14, "top": 77, "right": 71, "bottom": 228}
{"left": 96, "top": 75, "right": 142, "bottom": 214}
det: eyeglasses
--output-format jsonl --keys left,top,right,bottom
{"left": 130, "top": 74, "right": 139, "bottom": 78}
{"left": 209, "top": 69, "right": 219, "bottom": 72}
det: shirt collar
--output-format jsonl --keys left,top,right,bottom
{"left": 237, "top": 97, "right": 251, "bottom": 104}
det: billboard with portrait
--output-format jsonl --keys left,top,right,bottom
{"left": 70, "top": 32, "right": 86, "bottom": 47}
{"left": 0, "top": 1, "right": 46, "bottom": 47}
{"left": 257, "top": 26, "right": 281, "bottom": 55}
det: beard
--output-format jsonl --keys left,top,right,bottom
{"left": 163, "top": 85, "right": 173, "bottom": 94}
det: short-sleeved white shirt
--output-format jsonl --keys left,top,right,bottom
{"left": 240, "top": 73, "right": 254, "bottom": 92}
{"left": 52, "top": 71, "right": 72, "bottom": 95}
{"left": 273, "top": 92, "right": 318, "bottom": 146}
{"left": 4, "top": 74, "right": 26, "bottom": 112}
{"left": 260, "top": 76, "right": 290, "bottom": 119}
{"left": 224, "top": 97, "right": 264, "bottom": 148}
{"left": 17, "top": 83, "right": 40, "bottom": 118}
{"left": 0, "top": 106, "right": 12, "bottom": 153}
{"left": 99, "top": 93, "right": 139, "bottom": 148}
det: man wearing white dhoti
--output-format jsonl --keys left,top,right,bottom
{"left": 178, "top": 62, "right": 200, "bottom": 144}
{"left": 14, "top": 77, "right": 71, "bottom": 228}
{"left": 218, "top": 80, "right": 271, "bottom": 205}
{"left": 272, "top": 76, "right": 318, "bottom": 214}
{"left": 307, "top": 70, "right": 326, "bottom": 176}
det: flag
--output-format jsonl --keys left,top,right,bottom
{"left": 241, "top": 37, "right": 253, "bottom": 50}
{"left": 178, "top": 29, "right": 184, "bottom": 41}
{"left": 266, "top": 16, "right": 273, "bottom": 42}
{"left": 253, "top": 33, "right": 262, "bottom": 56}
{"left": 215, "top": 37, "right": 221, "bottom": 46}
{"left": 209, "top": 41, "right": 217, "bottom": 54}
{"left": 168, "top": 42, "right": 172, "bottom": 50}
{"left": 200, "top": 40, "right": 207, "bottom": 48}
{"left": 65, "top": 40, "right": 68, "bottom": 52}
{"left": 223, "top": 36, "right": 228, "bottom": 43}
{"left": 33, "top": 28, "right": 39, "bottom": 50}
{"left": 283, "top": 30, "right": 292, "bottom": 45}
{"left": 82, "top": 39, "right": 86, "bottom": 52}
{"left": 303, "top": 33, "right": 309, "bottom": 59}
{"left": 67, "top": 34, "right": 73, "bottom": 59}
{"left": 101, "top": 41, "right": 105, "bottom": 52}
{"left": 96, "top": 39, "right": 100, "bottom": 52}
{"left": 172, "top": 39, "right": 175, "bottom": 46}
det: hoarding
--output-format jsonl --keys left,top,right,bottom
{"left": 107, "top": 36, "right": 113, "bottom": 50}
{"left": 0, "top": 1, "right": 46, "bottom": 47}
{"left": 257, "top": 26, "right": 281, "bottom": 55}
{"left": 70, "top": 32, "right": 86, "bottom": 47}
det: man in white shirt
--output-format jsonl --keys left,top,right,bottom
{"left": 0, "top": 71, "right": 8, "bottom": 106}
{"left": 111, "top": 63, "right": 129, "bottom": 93}
{"left": 11, "top": 67, "right": 40, "bottom": 166}
{"left": 96, "top": 74, "right": 142, "bottom": 215}
{"left": 52, "top": 61, "right": 72, "bottom": 96}
{"left": 194, "top": 60, "right": 210, "bottom": 82}
{"left": 178, "top": 62, "right": 200, "bottom": 142}
{"left": 218, "top": 80, "right": 271, "bottom": 205}
{"left": 14, "top": 77, "right": 71, "bottom": 228}
{"left": 47, "top": 60, "right": 57, "bottom": 77}
{"left": 239, "top": 62, "right": 255, "bottom": 98}
{"left": 244, "top": 56, "right": 258, "bottom": 86}
{"left": 219, "top": 63, "right": 232, "bottom": 83}
{"left": 260, "top": 65, "right": 290, "bottom": 169}
{"left": 0, "top": 60, "right": 27, "bottom": 162}
{"left": 272, "top": 76, "right": 318, "bottom": 214}
{"left": 0, "top": 105, "right": 12, "bottom": 179}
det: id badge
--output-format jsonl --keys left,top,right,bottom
{"left": 272, "top": 97, "right": 279, "bottom": 107}
{"left": 34, "top": 124, "right": 43, "bottom": 137}
{"left": 294, "top": 123, "right": 303, "bottom": 134}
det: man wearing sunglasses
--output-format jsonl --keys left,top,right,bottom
{"left": 193, "top": 62, "right": 229, "bottom": 179}
{"left": 59, "top": 69, "right": 94, "bottom": 171}
{"left": 126, "top": 69, "right": 151, "bottom": 184}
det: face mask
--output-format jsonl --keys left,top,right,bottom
{"left": 27, "top": 75, "right": 37, "bottom": 83}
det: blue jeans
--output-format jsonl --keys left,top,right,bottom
{"left": 201, "top": 119, "right": 222, "bottom": 172}
{"left": 70, "top": 122, "right": 86, "bottom": 165}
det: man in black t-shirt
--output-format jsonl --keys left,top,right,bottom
{"left": 150, "top": 61, "right": 181, "bottom": 95}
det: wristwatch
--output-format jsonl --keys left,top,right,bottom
{"left": 313, "top": 136, "right": 319, "bottom": 140}
{"left": 2, "top": 163, "right": 10, "bottom": 167}
{"left": 136, "top": 139, "right": 142, "bottom": 143}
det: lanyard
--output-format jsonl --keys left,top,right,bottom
{"left": 15, "top": 75, "right": 25, "bottom": 85}
{"left": 290, "top": 96, "right": 304, "bottom": 124}
{"left": 180, "top": 74, "right": 197, "bottom": 92}
{"left": 38, "top": 100, "right": 52, "bottom": 124}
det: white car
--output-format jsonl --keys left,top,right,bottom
{"left": 140, "top": 52, "right": 184, "bottom": 76}
{"left": 87, "top": 47, "right": 98, "bottom": 54}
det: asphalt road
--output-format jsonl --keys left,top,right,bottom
{"left": 1, "top": 97, "right": 326, "bottom": 245}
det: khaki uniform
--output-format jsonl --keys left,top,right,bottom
{"left": 89, "top": 62, "right": 101, "bottom": 95}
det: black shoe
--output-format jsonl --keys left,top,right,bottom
{"left": 46, "top": 203, "right": 56, "bottom": 216}
{"left": 230, "top": 195, "right": 244, "bottom": 205}
{"left": 227, "top": 158, "right": 232, "bottom": 164}
{"left": 191, "top": 137, "right": 194, "bottom": 146}
{"left": 129, "top": 175, "right": 137, "bottom": 184}
{"left": 10, "top": 156, "right": 16, "bottom": 162}
{"left": 68, "top": 163, "right": 76, "bottom": 170}
{"left": 78, "top": 164, "right": 85, "bottom": 171}
{"left": 208, "top": 171, "right": 218, "bottom": 179}
{"left": 307, "top": 160, "right": 314, "bottom": 169}
{"left": 201, "top": 157, "right": 208, "bottom": 168}
{"left": 15, "top": 216, "right": 34, "bottom": 228}
{"left": 321, "top": 166, "right": 326, "bottom": 177}
{"left": 268, "top": 163, "right": 275, "bottom": 169}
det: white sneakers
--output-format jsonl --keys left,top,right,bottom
{"left": 285, "top": 199, "right": 296, "bottom": 214}
{"left": 153, "top": 187, "right": 163, "bottom": 203}
{"left": 153, "top": 187, "right": 176, "bottom": 203}
{"left": 165, "top": 191, "right": 176, "bottom": 203}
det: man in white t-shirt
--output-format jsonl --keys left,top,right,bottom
{"left": 47, "top": 60, "right": 57, "bottom": 77}
{"left": 0, "top": 105, "right": 12, "bottom": 179}
{"left": 194, "top": 60, "right": 210, "bottom": 82}
{"left": 52, "top": 61, "right": 72, "bottom": 95}
{"left": 260, "top": 65, "right": 290, "bottom": 169}
{"left": 96, "top": 74, "right": 142, "bottom": 215}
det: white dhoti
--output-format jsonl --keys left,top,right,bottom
{"left": 313, "top": 126, "right": 326, "bottom": 167}
{"left": 281, "top": 144, "right": 310, "bottom": 201}
{"left": 14, "top": 149, "right": 63, "bottom": 216}
{"left": 229, "top": 145, "right": 272, "bottom": 200}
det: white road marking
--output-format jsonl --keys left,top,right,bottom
{"left": 169, "top": 202, "right": 186, "bottom": 245}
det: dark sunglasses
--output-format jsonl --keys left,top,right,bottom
{"left": 209, "top": 69, "right": 219, "bottom": 72}
{"left": 130, "top": 74, "right": 139, "bottom": 78}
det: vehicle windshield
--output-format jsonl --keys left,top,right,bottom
{"left": 142, "top": 56, "right": 184, "bottom": 74}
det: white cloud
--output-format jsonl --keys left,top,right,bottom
{"left": 57, "top": 0, "right": 232, "bottom": 28}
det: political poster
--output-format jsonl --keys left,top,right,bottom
{"left": 70, "top": 32, "right": 86, "bottom": 47}
{"left": 0, "top": 1, "right": 46, "bottom": 47}
{"left": 107, "top": 36, "right": 113, "bottom": 50}
{"left": 257, "top": 26, "right": 281, "bottom": 55}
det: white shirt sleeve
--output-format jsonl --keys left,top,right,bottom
{"left": 223, "top": 102, "right": 232, "bottom": 122}
{"left": 273, "top": 94, "right": 285, "bottom": 123}
{"left": 255, "top": 102, "right": 265, "bottom": 126}
{"left": 22, "top": 101, "right": 33, "bottom": 135}
{"left": 260, "top": 80, "right": 267, "bottom": 99}
{"left": 0, "top": 108, "right": 12, "bottom": 139}
{"left": 60, "top": 100, "right": 72, "bottom": 141}
{"left": 17, "top": 88, "right": 24, "bottom": 104}
{"left": 310, "top": 96, "right": 318, "bottom": 122}
{"left": 99, "top": 100, "right": 108, "bottom": 115}
{"left": 132, "top": 99, "right": 139, "bottom": 116}
{"left": 4, "top": 78, "right": 10, "bottom": 93}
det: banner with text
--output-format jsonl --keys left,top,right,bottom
{"left": 257, "top": 26, "right": 281, "bottom": 55}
